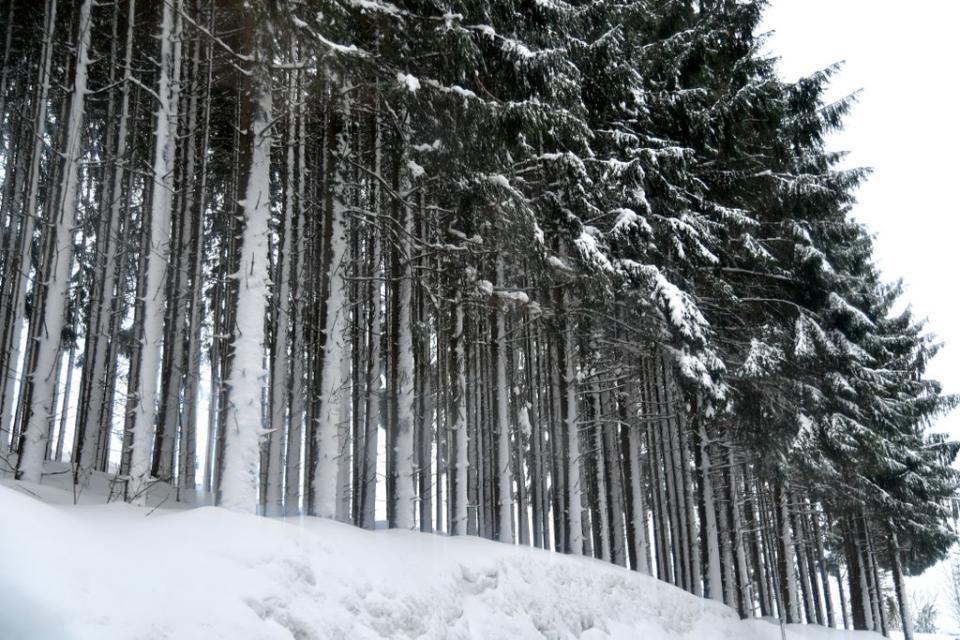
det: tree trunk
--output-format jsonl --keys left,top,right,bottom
{"left": 812, "top": 504, "right": 836, "bottom": 628}
{"left": 311, "top": 96, "right": 351, "bottom": 519}
{"left": 391, "top": 143, "right": 416, "bottom": 530}
{"left": 562, "top": 300, "right": 583, "bottom": 555}
{"left": 494, "top": 261, "right": 514, "bottom": 544}
{"left": 698, "top": 420, "right": 722, "bottom": 600}
{"left": 451, "top": 297, "right": 469, "bottom": 535}
{"left": 219, "top": 31, "right": 272, "bottom": 513}
{"left": 776, "top": 482, "right": 800, "bottom": 623}
{"left": 19, "top": 0, "right": 93, "bottom": 484}
{"left": 626, "top": 385, "right": 650, "bottom": 573}
{"left": 284, "top": 59, "right": 307, "bottom": 516}
{"left": 889, "top": 528, "right": 913, "bottom": 640}
{"left": 0, "top": 0, "right": 57, "bottom": 457}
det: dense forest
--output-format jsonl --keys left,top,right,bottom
{"left": 0, "top": 0, "right": 955, "bottom": 637}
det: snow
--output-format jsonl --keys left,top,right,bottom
{"left": 575, "top": 228, "right": 615, "bottom": 273}
{"left": 476, "top": 279, "right": 494, "bottom": 297}
{"left": 411, "top": 139, "right": 442, "bottom": 152}
{"left": 422, "top": 77, "right": 478, "bottom": 102}
{"left": 794, "top": 315, "right": 822, "bottom": 359}
{"left": 741, "top": 338, "right": 785, "bottom": 377}
{"left": 533, "top": 221, "right": 546, "bottom": 245}
{"left": 467, "top": 24, "right": 535, "bottom": 59}
{"left": 495, "top": 289, "right": 530, "bottom": 305}
{"left": 620, "top": 261, "right": 709, "bottom": 346}
{"left": 396, "top": 71, "right": 420, "bottom": 93}
{"left": 407, "top": 159, "right": 425, "bottom": 178}
{"left": 548, "top": 255, "right": 573, "bottom": 272}
{"left": 828, "top": 291, "right": 875, "bottom": 329}
{"left": 346, "top": 0, "right": 403, "bottom": 16}
{"left": 0, "top": 478, "right": 889, "bottom": 640}
{"left": 610, "top": 207, "right": 652, "bottom": 237}
{"left": 485, "top": 173, "right": 513, "bottom": 191}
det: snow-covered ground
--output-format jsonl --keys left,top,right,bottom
{"left": 0, "top": 477, "right": 893, "bottom": 640}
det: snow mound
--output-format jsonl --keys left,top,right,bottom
{"left": 0, "top": 481, "right": 884, "bottom": 640}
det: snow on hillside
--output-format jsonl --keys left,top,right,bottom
{"left": 1, "top": 479, "right": 885, "bottom": 640}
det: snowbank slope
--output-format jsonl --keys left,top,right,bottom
{"left": 0, "top": 482, "right": 883, "bottom": 640}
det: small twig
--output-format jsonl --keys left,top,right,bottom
{"left": 14, "top": 484, "right": 42, "bottom": 499}
{"left": 146, "top": 492, "right": 170, "bottom": 518}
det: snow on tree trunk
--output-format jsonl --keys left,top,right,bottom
{"left": 795, "top": 510, "right": 817, "bottom": 624}
{"left": 700, "top": 423, "right": 723, "bottom": 601}
{"left": 77, "top": 0, "right": 137, "bottom": 479}
{"left": 285, "top": 300, "right": 306, "bottom": 516}
{"left": 120, "top": 209, "right": 151, "bottom": 480}
{"left": 263, "top": 61, "right": 299, "bottom": 517}
{"left": 529, "top": 333, "right": 548, "bottom": 550}
{"left": 780, "top": 486, "right": 801, "bottom": 623}
{"left": 812, "top": 507, "right": 836, "bottom": 628}
{"left": 392, "top": 178, "right": 416, "bottom": 531}
{"left": 73, "top": 0, "right": 117, "bottom": 475}
{"left": 495, "top": 262, "right": 514, "bottom": 544}
{"left": 729, "top": 449, "right": 750, "bottom": 618}
{"left": 311, "top": 98, "right": 351, "bottom": 520}
{"left": 335, "top": 332, "right": 353, "bottom": 522}
{"left": 452, "top": 298, "right": 469, "bottom": 536}
{"left": 154, "top": 9, "right": 185, "bottom": 483}
{"left": 664, "top": 372, "right": 691, "bottom": 591}
{"left": 857, "top": 537, "right": 875, "bottom": 630}
{"left": 647, "top": 367, "right": 670, "bottom": 581}
{"left": 865, "top": 528, "right": 885, "bottom": 634}
{"left": 127, "top": 0, "right": 180, "bottom": 504}
{"left": 601, "top": 390, "right": 624, "bottom": 563}
{"left": 516, "top": 393, "right": 532, "bottom": 546}
{"left": 179, "top": 14, "right": 214, "bottom": 495}
{"left": 547, "top": 340, "right": 565, "bottom": 552}
{"left": 360, "top": 215, "right": 381, "bottom": 529}
{"left": 591, "top": 375, "right": 610, "bottom": 561}
{"left": 627, "top": 407, "right": 650, "bottom": 574}
{"left": 678, "top": 413, "right": 700, "bottom": 595}
{"left": 284, "top": 63, "right": 307, "bottom": 516}
{"left": 18, "top": 0, "right": 92, "bottom": 484}
{"left": 718, "top": 470, "right": 736, "bottom": 608}
{"left": 219, "top": 75, "right": 273, "bottom": 513}
{"left": 564, "top": 305, "right": 584, "bottom": 556}
{"left": 54, "top": 345, "right": 76, "bottom": 460}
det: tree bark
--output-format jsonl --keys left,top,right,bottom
{"left": 19, "top": 0, "right": 93, "bottom": 484}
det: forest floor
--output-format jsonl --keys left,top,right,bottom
{"left": 0, "top": 473, "right": 904, "bottom": 639}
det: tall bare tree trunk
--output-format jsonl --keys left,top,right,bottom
{"left": 311, "top": 95, "right": 352, "bottom": 519}
{"left": 19, "top": 0, "right": 93, "bottom": 484}
{"left": 0, "top": 0, "right": 57, "bottom": 457}
{"left": 219, "top": 21, "right": 272, "bottom": 512}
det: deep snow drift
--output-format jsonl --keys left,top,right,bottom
{"left": 1, "top": 479, "right": 886, "bottom": 640}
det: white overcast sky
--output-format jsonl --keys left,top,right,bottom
{"left": 761, "top": 1, "right": 960, "bottom": 441}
